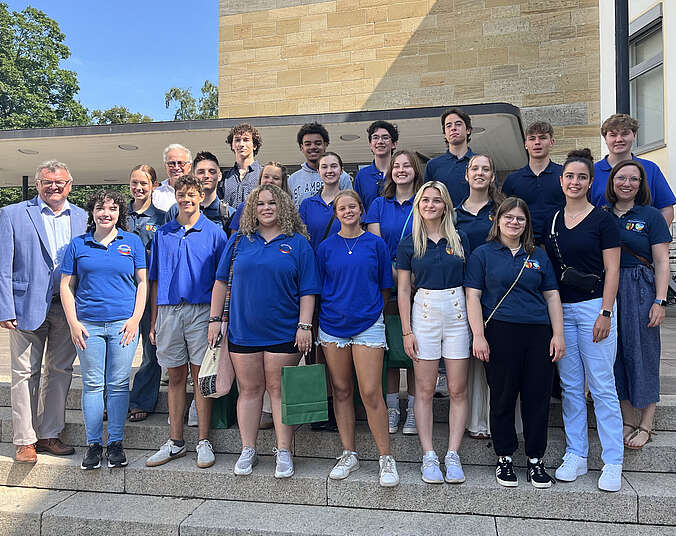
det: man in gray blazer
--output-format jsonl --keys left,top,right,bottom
{"left": 0, "top": 160, "right": 87, "bottom": 463}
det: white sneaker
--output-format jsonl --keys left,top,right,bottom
{"left": 379, "top": 455, "right": 399, "bottom": 487}
{"left": 387, "top": 407, "right": 400, "bottom": 434}
{"left": 434, "top": 374, "right": 449, "bottom": 397}
{"left": 145, "top": 439, "right": 186, "bottom": 467}
{"left": 196, "top": 439, "right": 215, "bottom": 468}
{"left": 421, "top": 451, "right": 444, "bottom": 484}
{"left": 273, "top": 448, "right": 294, "bottom": 478}
{"left": 598, "top": 464, "right": 622, "bottom": 492}
{"left": 329, "top": 450, "right": 359, "bottom": 480}
{"left": 555, "top": 452, "right": 588, "bottom": 482}
{"left": 402, "top": 407, "right": 417, "bottom": 435}
{"left": 234, "top": 446, "right": 258, "bottom": 475}
{"left": 188, "top": 400, "right": 198, "bottom": 427}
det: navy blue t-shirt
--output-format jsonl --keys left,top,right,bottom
{"left": 464, "top": 242, "right": 558, "bottom": 325}
{"left": 61, "top": 230, "right": 146, "bottom": 323}
{"left": 299, "top": 193, "right": 340, "bottom": 251}
{"left": 455, "top": 198, "right": 495, "bottom": 251}
{"left": 424, "top": 148, "right": 474, "bottom": 207}
{"left": 544, "top": 207, "right": 620, "bottom": 303}
{"left": 217, "top": 232, "right": 321, "bottom": 346}
{"left": 610, "top": 204, "right": 672, "bottom": 268}
{"left": 354, "top": 161, "right": 386, "bottom": 212}
{"left": 396, "top": 231, "right": 470, "bottom": 290}
{"left": 501, "top": 161, "right": 564, "bottom": 242}
{"left": 316, "top": 231, "right": 393, "bottom": 337}
{"left": 364, "top": 195, "right": 414, "bottom": 262}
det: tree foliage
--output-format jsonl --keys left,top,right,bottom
{"left": 165, "top": 80, "right": 218, "bottom": 120}
{"left": 90, "top": 106, "right": 152, "bottom": 125}
{"left": 0, "top": 3, "right": 88, "bottom": 129}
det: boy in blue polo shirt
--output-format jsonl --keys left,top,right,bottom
{"left": 502, "top": 121, "right": 564, "bottom": 243}
{"left": 145, "top": 175, "right": 228, "bottom": 470}
{"left": 354, "top": 121, "right": 399, "bottom": 211}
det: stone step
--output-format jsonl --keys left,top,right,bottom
{"left": 1, "top": 444, "right": 674, "bottom": 526}
{"left": 1, "top": 406, "right": 674, "bottom": 472}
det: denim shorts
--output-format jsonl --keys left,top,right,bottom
{"left": 317, "top": 314, "right": 387, "bottom": 349}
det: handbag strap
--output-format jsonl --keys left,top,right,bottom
{"left": 484, "top": 253, "right": 531, "bottom": 327}
{"left": 223, "top": 233, "right": 242, "bottom": 322}
{"left": 548, "top": 210, "right": 568, "bottom": 271}
{"left": 400, "top": 207, "right": 413, "bottom": 241}
{"left": 620, "top": 243, "right": 654, "bottom": 270}
{"left": 321, "top": 213, "right": 337, "bottom": 242}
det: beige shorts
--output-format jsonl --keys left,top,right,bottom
{"left": 155, "top": 303, "right": 210, "bottom": 368}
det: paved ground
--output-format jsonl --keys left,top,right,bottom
{"left": 0, "top": 316, "right": 674, "bottom": 395}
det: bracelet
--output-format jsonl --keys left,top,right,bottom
{"left": 402, "top": 331, "right": 413, "bottom": 337}
{"left": 297, "top": 322, "right": 312, "bottom": 331}
{"left": 209, "top": 316, "right": 222, "bottom": 323}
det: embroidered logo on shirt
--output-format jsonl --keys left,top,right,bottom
{"left": 446, "top": 246, "right": 454, "bottom": 255}
{"left": 525, "top": 260, "right": 541, "bottom": 270}
{"left": 117, "top": 244, "right": 132, "bottom": 256}
{"left": 279, "top": 243, "right": 293, "bottom": 254}
{"left": 144, "top": 224, "right": 157, "bottom": 233}
{"left": 625, "top": 220, "right": 646, "bottom": 232}
{"left": 488, "top": 213, "right": 495, "bottom": 222}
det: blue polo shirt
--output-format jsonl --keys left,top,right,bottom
{"left": 424, "top": 148, "right": 474, "bottom": 207}
{"left": 149, "top": 214, "right": 228, "bottom": 305}
{"left": 544, "top": 207, "right": 620, "bottom": 303}
{"left": 397, "top": 231, "right": 470, "bottom": 290}
{"left": 167, "top": 197, "right": 227, "bottom": 231}
{"left": 610, "top": 204, "right": 672, "bottom": 268}
{"left": 61, "top": 230, "right": 146, "bottom": 323}
{"left": 501, "top": 161, "right": 565, "bottom": 241}
{"left": 364, "top": 195, "right": 414, "bottom": 262}
{"left": 591, "top": 155, "right": 676, "bottom": 209}
{"left": 455, "top": 198, "right": 495, "bottom": 251}
{"left": 217, "top": 232, "right": 320, "bottom": 346}
{"left": 316, "top": 232, "right": 393, "bottom": 338}
{"left": 229, "top": 202, "right": 244, "bottom": 231}
{"left": 299, "top": 193, "right": 340, "bottom": 250}
{"left": 127, "top": 201, "right": 167, "bottom": 253}
{"left": 465, "top": 242, "right": 558, "bottom": 325}
{"left": 354, "top": 161, "right": 386, "bottom": 212}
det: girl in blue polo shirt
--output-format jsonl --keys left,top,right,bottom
{"left": 366, "top": 150, "right": 423, "bottom": 437}
{"left": 466, "top": 197, "right": 564, "bottom": 489}
{"left": 60, "top": 190, "right": 147, "bottom": 471}
{"left": 456, "top": 154, "right": 505, "bottom": 441}
{"left": 316, "top": 190, "right": 399, "bottom": 488}
{"left": 544, "top": 149, "right": 623, "bottom": 492}
{"left": 210, "top": 184, "right": 320, "bottom": 480}
{"left": 605, "top": 160, "right": 671, "bottom": 450}
{"left": 396, "top": 181, "right": 470, "bottom": 485}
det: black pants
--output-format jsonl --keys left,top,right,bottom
{"left": 484, "top": 320, "right": 554, "bottom": 459}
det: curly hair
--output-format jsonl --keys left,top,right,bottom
{"left": 85, "top": 190, "right": 129, "bottom": 232}
{"left": 226, "top": 123, "right": 262, "bottom": 156}
{"left": 239, "top": 184, "right": 309, "bottom": 241}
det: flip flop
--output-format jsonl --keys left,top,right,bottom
{"left": 625, "top": 427, "right": 654, "bottom": 450}
{"left": 129, "top": 409, "right": 149, "bottom": 422}
{"left": 622, "top": 423, "right": 637, "bottom": 446}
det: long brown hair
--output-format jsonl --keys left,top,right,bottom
{"left": 465, "top": 154, "right": 504, "bottom": 207}
{"left": 382, "top": 150, "right": 424, "bottom": 199}
{"left": 486, "top": 197, "right": 535, "bottom": 254}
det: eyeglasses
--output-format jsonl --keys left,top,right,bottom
{"left": 371, "top": 135, "right": 392, "bottom": 142}
{"left": 615, "top": 175, "right": 641, "bottom": 184}
{"left": 37, "top": 179, "right": 71, "bottom": 188}
{"left": 502, "top": 214, "right": 526, "bottom": 225}
{"left": 166, "top": 161, "right": 187, "bottom": 168}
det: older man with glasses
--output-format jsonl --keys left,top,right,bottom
{"left": 152, "top": 144, "right": 193, "bottom": 211}
{"left": 0, "top": 160, "right": 88, "bottom": 463}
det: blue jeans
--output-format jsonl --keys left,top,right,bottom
{"left": 77, "top": 319, "right": 138, "bottom": 445}
{"left": 128, "top": 304, "right": 161, "bottom": 412}
{"left": 558, "top": 298, "right": 623, "bottom": 465}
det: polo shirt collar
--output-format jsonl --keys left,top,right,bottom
{"left": 83, "top": 230, "right": 123, "bottom": 246}
{"left": 167, "top": 213, "right": 207, "bottom": 232}
{"left": 202, "top": 197, "right": 220, "bottom": 211}
{"left": 525, "top": 160, "right": 557, "bottom": 177}
{"left": 311, "top": 192, "right": 332, "bottom": 207}
{"left": 489, "top": 240, "right": 524, "bottom": 256}
{"left": 254, "top": 230, "right": 286, "bottom": 244}
{"left": 458, "top": 196, "right": 493, "bottom": 214}
{"left": 38, "top": 197, "right": 71, "bottom": 215}
{"left": 599, "top": 155, "right": 638, "bottom": 172}
{"left": 386, "top": 194, "right": 414, "bottom": 207}
{"left": 446, "top": 147, "right": 473, "bottom": 161}
{"left": 128, "top": 200, "right": 162, "bottom": 217}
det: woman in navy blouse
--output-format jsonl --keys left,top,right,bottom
{"left": 366, "top": 150, "right": 423, "bottom": 437}
{"left": 316, "top": 190, "right": 399, "bottom": 488}
{"left": 605, "top": 160, "right": 671, "bottom": 449}
{"left": 396, "top": 181, "right": 471, "bottom": 484}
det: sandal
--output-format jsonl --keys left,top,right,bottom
{"left": 625, "top": 427, "right": 654, "bottom": 450}
{"left": 622, "top": 423, "right": 637, "bottom": 446}
{"left": 129, "top": 409, "right": 149, "bottom": 422}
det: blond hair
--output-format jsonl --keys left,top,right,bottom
{"left": 239, "top": 184, "right": 309, "bottom": 241}
{"left": 411, "top": 182, "right": 464, "bottom": 260}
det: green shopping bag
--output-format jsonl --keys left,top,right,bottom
{"left": 384, "top": 314, "right": 413, "bottom": 369}
{"left": 281, "top": 364, "right": 328, "bottom": 425}
{"left": 210, "top": 383, "right": 238, "bottom": 429}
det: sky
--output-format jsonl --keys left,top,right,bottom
{"left": 6, "top": 1, "right": 219, "bottom": 121}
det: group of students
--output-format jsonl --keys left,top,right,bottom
{"left": 55, "top": 110, "right": 672, "bottom": 493}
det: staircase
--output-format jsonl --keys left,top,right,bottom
{"left": 1, "top": 377, "right": 674, "bottom": 535}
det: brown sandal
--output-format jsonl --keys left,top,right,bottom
{"left": 129, "top": 409, "right": 149, "bottom": 422}
{"left": 625, "top": 427, "right": 654, "bottom": 450}
{"left": 622, "top": 423, "right": 637, "bottom": 446}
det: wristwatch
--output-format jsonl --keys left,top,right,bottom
{"left": 654, "top": 299, "right": 668, "bottom": 307}
{"left": 599, "top": 309, "right": 612, "bottom": 318}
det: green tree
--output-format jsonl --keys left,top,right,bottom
{"left": 90, "top": 106, "right": 152, "bottom": 125}
{"left": 0, "top": 3, "right": 88, "bottom": 129}
{"left": 165, "top": 80, "right": 218, "bottom": 120}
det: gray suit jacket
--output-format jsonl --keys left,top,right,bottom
{"left": 0, "top": 197, "right": 87, "bottom": 331}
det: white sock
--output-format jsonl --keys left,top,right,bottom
{"left": 386, "top": 393, "right": 399, "bottom": 409}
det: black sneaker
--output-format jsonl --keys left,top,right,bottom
{"left": 81, "top": 443, "right": 103, "bottom": 470}
{"left": 527, "top": 458, "right": 554, "bottom": 488}
{"left": 496, "top": 456, "right": 518, "bottom": 487}
{"left": 106, "top": 441, "right": 128, "bottom": 468}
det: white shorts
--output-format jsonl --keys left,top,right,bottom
{"left": 412, "top": 287, "right": 470, "bottom": 360}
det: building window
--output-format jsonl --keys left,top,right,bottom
{"left": 629, "top": 5, "right": 664, "bottom": 150}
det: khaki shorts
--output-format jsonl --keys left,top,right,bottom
{"left": 155, "top": 303, "right": 210, "bottom": 368}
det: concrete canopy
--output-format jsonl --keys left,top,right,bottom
{"left": 0, "top": 103, "right": 526, "bottom": 187}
